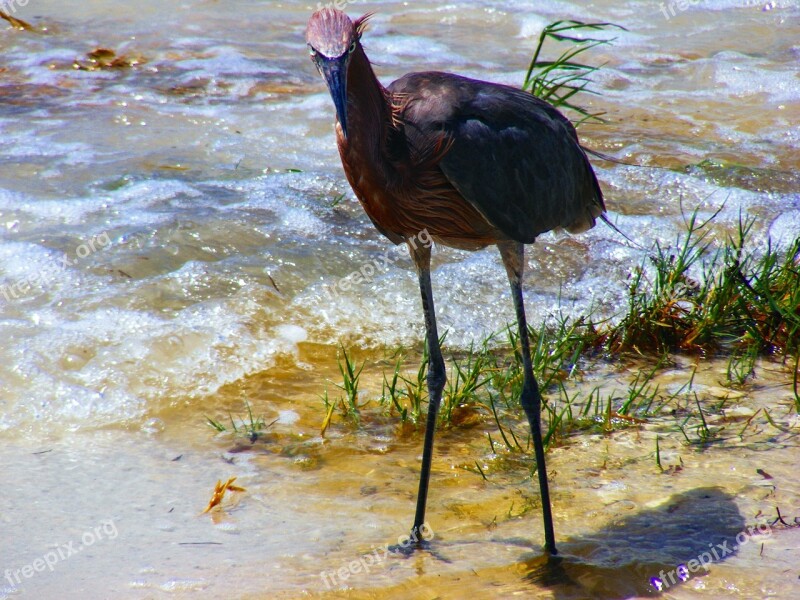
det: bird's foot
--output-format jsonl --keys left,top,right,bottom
{"left": 387, "top": 523, "right": 434, "bottom": 556}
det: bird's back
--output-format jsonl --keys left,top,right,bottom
{"left": 386, "top": 72, "right": 605, "bottom": 245}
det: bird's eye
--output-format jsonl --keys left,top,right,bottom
{"left": 348, "top": 41, "right": 357, "bottom": 54}
{"left": 308, "top": 46, "right": 317, "bottom": 58}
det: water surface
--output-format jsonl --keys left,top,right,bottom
{"left": 1, "top": 0, "right": 799, "bottom": 598}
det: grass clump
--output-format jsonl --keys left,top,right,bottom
{"left": 598, "top": 211, "right": 800, "bottom": 358}
{"left": 321, "top": 345, "right": 366, "bottom": 435}
{"left": 523, "top": 20, "right": 625, "bottom": 124}
{"left": 206, "top": 400, "right": 274, "bottom": 442}
{"left": 442, "top": 341, "right": 491, "bottom": 425}
{"left": 377, "top": 340, "right": 429, "bottom": 426}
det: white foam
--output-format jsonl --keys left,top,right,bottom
{"left": 769, "top": 209, "right": 800, "bottom": 249}
{"left": 712, "top": 53, "right": 800, "bottom": 103}
{"left": 174, "top": 45, "right": 283, "bottom": 77}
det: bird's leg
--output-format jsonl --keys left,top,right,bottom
{"left": 498, "top": 241, "right": 557, "bottom": 556}
{"left": 408, "top": 239, "right": 446, "bottom": 546}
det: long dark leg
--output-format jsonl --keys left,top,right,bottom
{"left": 409, "top": 241, "right": 446, "bottom": 541}
{"left": 498, "top": 241, "right": 557, "bottom": 555}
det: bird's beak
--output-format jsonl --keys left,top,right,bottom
{"left": 318, "top": 56, "right": 349, "bottom": 140}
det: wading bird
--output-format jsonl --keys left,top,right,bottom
{"left": 306, "top": 8, "right": 605, "bottom": 556}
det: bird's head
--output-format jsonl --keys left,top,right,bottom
{"left": 305, "top": 8, "right": 370, "bottom": 139}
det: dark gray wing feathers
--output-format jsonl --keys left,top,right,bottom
{"left": 389, "top": 72, "right": 604, "bottom": 244}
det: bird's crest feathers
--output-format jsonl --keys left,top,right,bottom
{"left": 354, "top": 12, "right": 373, "bottom": 36}
{"left": 306, "top": 8, "right": 357, "bottom": 58}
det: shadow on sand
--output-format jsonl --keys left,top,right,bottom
{"left": 515, "top": 486, "right": 747, "bottom": 598}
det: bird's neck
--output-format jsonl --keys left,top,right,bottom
{"left": 340, "top": 47, "right": 391, "bottom": 164}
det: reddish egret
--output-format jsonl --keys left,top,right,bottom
{"left": 306, "top": 8, "right": 605, "bottom": 556}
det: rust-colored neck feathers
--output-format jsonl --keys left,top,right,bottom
{"left": 338, "top": 45, "right": 391, "bottom": 175}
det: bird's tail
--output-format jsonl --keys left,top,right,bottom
{"left": 581, "top": 146, "right": 672, "bottom": 170}
{"left": 600, "top": 213, "right": 644, "bottom": 250}
{"left": 580, "top": 145, "right": 660, "bottom": 250}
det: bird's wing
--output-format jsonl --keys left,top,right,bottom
{"left": 388, "top": 73, "right": 604, "bottom": 244}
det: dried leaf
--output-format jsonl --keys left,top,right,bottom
{"left": 201, "top": 476, "right": 246, "bottom": 513}
{"left": 0, "top": 9, "right": 34, "bottom": 31}
{"left": 320, "top": 401, "right": 336, "bottom": 437}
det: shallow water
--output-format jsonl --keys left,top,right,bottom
{"left": 1, "top": 0, "right": 799, "bottom": 598}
